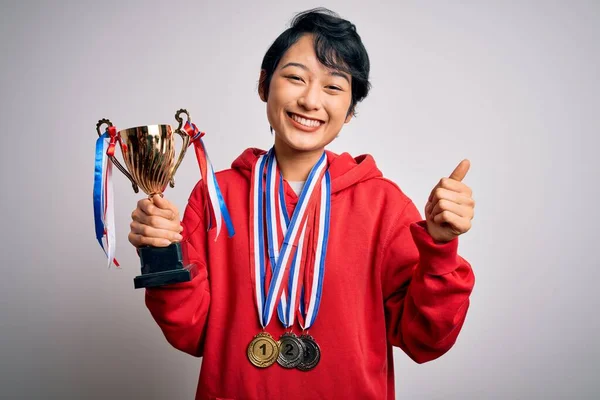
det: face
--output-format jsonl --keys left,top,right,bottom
{"left": 260, "top": 34, "right": 353, "bottom": 156}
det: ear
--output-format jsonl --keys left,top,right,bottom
{"left": 344, "top": 108, "right": 354, "bottom": 124}
{"left": 258, "top": 69, "right": 268, "bottom": 102}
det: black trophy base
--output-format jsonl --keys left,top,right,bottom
{"left": 133, "top": 268, "right": 191, "bottom": 289}
{"left": 133, "top": 242, "right": 195, "bottom": 289}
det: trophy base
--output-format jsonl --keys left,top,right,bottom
{"left": 133, "top": 242, "right": 196, "bottom": 289}
{"left": 134, "top": 268, "right": 192, "bottom": 289}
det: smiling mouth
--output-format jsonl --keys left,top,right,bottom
{"left": 287, "top": 112, "right": 324, "bottom": 128}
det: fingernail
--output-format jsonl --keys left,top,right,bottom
{"left": 176, "top": 234, "right": 183, "bottom": 241}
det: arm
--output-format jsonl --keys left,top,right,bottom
{"left": 382, "top": 200, "right": 475, "bottom": 364}
{"left": 143, "top": 182, "right": 210, "bottom": 357}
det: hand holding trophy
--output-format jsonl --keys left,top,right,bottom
{"left": 93, "top": 109, "right": 234, "bottom": 289}
{"left": 129, "top": 195, "right": 183, "bottom": 248}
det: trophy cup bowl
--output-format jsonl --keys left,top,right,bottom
{"left": 96, "top": 109, "right": 196, "bottom": 289}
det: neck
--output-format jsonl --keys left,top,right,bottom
{"left": 274, "top": 138, "right": 324, "bottom": 181}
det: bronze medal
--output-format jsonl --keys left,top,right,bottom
{"left": 276, "top": 332, "right": 306, "bottom": 369}
{"left": 247, "top": 332, "right": 280, "bottom": 368}
{"left": 297, "top": 334, "right": 321, "bottom": 371}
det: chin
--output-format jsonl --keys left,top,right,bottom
{"left": 280, "top": 133, "right": 326, "bottom": 153}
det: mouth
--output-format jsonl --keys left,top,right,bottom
{"left": 286, "top": 112, "right": 325, "bottom": 132}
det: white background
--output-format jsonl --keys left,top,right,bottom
{"left": 0, "top": 0, "right": 598, "bottom": 398}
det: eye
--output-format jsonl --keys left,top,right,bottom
{"left": 286, "top": 75, "right": 304, "bottom": 82}
{"left": 327, "top": 85, "right": 342, "bottom": 91}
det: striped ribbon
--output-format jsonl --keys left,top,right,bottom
{"left": 182, "top": 121, "right": 235, "bottom": 239}
{"left": 93, "top": 128, "right": 119, "bottom": 268}
{"left": 250, "top": 148, "right": 330, "bottom": 329}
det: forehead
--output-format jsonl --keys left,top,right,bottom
{"left": 280, "top": 34, "right": 318, "bottom": 62}
{"left": 279, "top": 34, "right": 348, "bottom": 76}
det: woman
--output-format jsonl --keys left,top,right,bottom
{"left": 129, "top": 8, "right": 475, "bottom": 400}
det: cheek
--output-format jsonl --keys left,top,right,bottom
{"left": 267, "top": 85, "right": 286, "bottom": 112}
{"left": 265, "top": 99, "right": 285, "bottom": 129}
{"left": 327, "top": 100, "right": 351, "bottom": 123}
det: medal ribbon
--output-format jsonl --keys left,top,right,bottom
{"left": 297, "top": 172, "right": 331, "bottom": 330}
{"left": 265, "top": 152, "right": 309, "bottom": 328}
{"left": 276, "top": 169, "right": 331, "bottom": 329}
{"left": 93, "top": 127, "right": 119, "bottom": 268}
{"left": 250, "top": 148, "right": 327, "bottom": 328}
{"left": 182, "top": 121, "right": 235, "bottom": 239}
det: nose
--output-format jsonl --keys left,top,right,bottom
{"left": 297, "top": 83, "right": 322, "bottom": 111}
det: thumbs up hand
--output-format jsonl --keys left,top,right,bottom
{"left": 423, "top": 159, "right": 475, "bottom": 243}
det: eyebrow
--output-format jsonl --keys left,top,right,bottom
{"left": 280, "top": 62, "right": 350, "bottom": 84}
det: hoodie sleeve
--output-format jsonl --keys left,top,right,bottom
{"left": 144, "top": 181, "right": 210, "bottom": 357}
{"left": 381, "top": 199, "right": 475, "bottom": 364}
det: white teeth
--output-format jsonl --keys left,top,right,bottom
{"left": 291, "top": 113, "right": 321, "bottom": 128}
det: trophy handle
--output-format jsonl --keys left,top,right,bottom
{"left": 96, "top": 119, "right": 140, "bottom": 193}
{"left": 170, "top": 109, "right": 192, "bottom": 188}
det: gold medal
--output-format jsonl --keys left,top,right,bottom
{"left": 247, "top": 332, "right": 280, "bottom": 368}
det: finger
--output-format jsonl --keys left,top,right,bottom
{"left": 152, "top": 195, "right": 180, "bottom": 220}
{"left": 128, "top": 232, "right": 171, "bottom": 248}
{"left": 130, "top": 221, "right": 183, "bottom": 242}
{"left": 427, "top": 160, "right": 471, "bottom": 202}
{"left": 131, "top": 209, "right": 184, "bottom": 233}
{"left": 425, "top": 199, "right": 437, "bottom": 219}
{"left": 449, "top": 159, "right": 470, "bottom": 182}
{"left": 429, "top": 187, "right": 475, "bottom": 216}
{"left": 432, "top": 210, "right": 471, "bottom": 233}
{"left": 427, "top": 181, "right": 442, "bottom": 202}
{"left": 430, "top": 199, "right": 474, "bottom": 220}
{"left": 151, "top": 194, "right": 174, "bottom": 211}
{"left": 138, "top": 198, "right": 176, "bottom": 220}
{"left": 131, "top": 210, "right": 181, "bottom": 231}
{"left": 425, "top": 200, "right": 432, "bottom": 218}
{"left": 428, "top": 180, "right": 471, "bottom": 203}
{"left": 434, "top": 177, "right": 473, "bottom": 197}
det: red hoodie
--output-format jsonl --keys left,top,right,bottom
{"left": 145, "top": 148, "right": 475, "bottom": 400}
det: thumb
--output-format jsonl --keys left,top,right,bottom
{"left": 449, "top": 159, "right": 471, "bottom": 182}
{"left": 151, "top": 194, "right": 172, "bottom": 210}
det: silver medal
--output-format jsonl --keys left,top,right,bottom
{"left": 277, "top": 332, "right": 306, "bottom": 369}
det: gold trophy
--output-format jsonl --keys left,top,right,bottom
{"left": 95, "top": 109, "right": 196, "bottom": 289}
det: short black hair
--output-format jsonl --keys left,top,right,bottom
{"left": 260, "top": 8, "right": 371, "bottom": 116}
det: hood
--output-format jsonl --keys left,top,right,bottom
{"left": 231, "top": 148, "right": 382, "bottom": 194}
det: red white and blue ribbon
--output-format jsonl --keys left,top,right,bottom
{"left": 93, "top": 127, "right": 119, "bottom": 268}
{"left": 276, "top": 162, "right": 331, "bottom": 329}
{"left": 182, "top": 121, "right": 235, "bottom": 239}
{"left": 298, "top": 171, "right": 330, "bottom": 330}
{"left": 250, "top": 147, "right": 329, "bottom": 329}
{"left": 265, "top": 151, "right": 309, "bottom": 327}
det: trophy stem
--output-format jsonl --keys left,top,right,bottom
{"left": 147, "top": 192, "right": 164, "bottom": 200}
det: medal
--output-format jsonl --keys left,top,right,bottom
{"left": 263, "top": 151, "right": 321, "bottom": 371}
{"left": 262, "top": 149, "right": 332, "bottom": 371}
{"left": 276, "top": 332, "right": 306, "bottom": 368}
{"left": 248, "top": 148, "right": 327, "bottom": 368}
{"left": 297, "top": 333, "right": 321, "bottom": 371}
{"left": 247, "top": 332, "right": 280, "bottom": 368}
